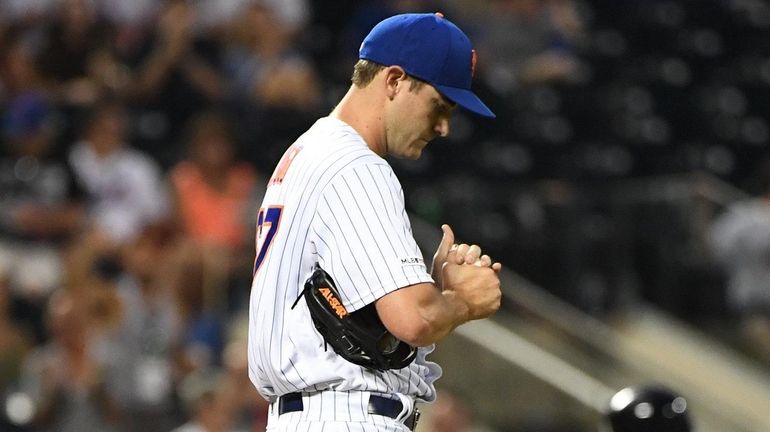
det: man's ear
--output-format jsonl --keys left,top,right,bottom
{"left": 384, "top": 66, "right": 408, "bottom": 100}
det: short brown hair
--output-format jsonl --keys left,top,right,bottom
{"left": 351, "top": 59, "right": 426, "bottom": 92}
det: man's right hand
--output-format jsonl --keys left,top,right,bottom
{"left": 432, "top": 224, "right": 502, "bottom": 287}
{"left": 441, "top": 248, "right": 502, "bottom": 321}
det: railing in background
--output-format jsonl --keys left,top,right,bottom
{"left": 408, "top": 172, "right": 770, "bottom": 432}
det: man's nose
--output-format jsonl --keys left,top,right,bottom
{"left": 434, "top": 117, "right": 450, "bottom": 137}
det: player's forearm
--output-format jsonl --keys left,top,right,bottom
{"left": 418, "top": 289, "right": 473, "bottom": 345}
{"left": 390, "top": 286, "right": 471, "bottom": 347}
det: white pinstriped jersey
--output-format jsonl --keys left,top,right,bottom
{"left": 247, "top": 117, "right": 442, "bottom": 404}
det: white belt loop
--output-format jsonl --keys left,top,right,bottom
{"left": 393, "top": 393, "right": 414, "bottom": 423}
{"left": 267, "top": 398, "right": 280, "bottom": 423}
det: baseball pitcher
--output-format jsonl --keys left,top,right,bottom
{"left": 248, "top": 13, "right": 501, "bottom": 432}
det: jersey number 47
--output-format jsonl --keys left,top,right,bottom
{"left": 253, "top": 206, "right": 283, "bottom": 275}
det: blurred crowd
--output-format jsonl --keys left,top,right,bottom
{"left": 0, "top": 1, "right": 280, "bottom": 430}
{"left": 1, "top": 0, "right": 770, "bottom": 431}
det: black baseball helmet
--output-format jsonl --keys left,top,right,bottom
{"left": 606, "top": 385, "right": 691, "bottom": 432}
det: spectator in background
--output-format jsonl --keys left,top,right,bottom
{"left": 169, "top": 110, "right": 261, "bottom": 314}
{"left": 122, "top": 0, "right": 224, "bottom": 103}
{"left": 221, "top": 1, "right": 322, "bottom": 170}
{"left": 453, "top": 0, "right": 585, "bottom": 96}
{"left": 119, "top": 0, "right": 225, "bottom": 165}
{"left": 708, "top": 159, "right": 770, "bottom": 362}
{"left": 18, "top": 289, "right": 122, "bottom": 432}
{"left": 0, "top": 92, "right": 86, "bottom": 342}
{"left": 222, "top": 2, "right": 320, "bottom": 110}
{"left": 96, "top": 0, "right": 160, "bottom": 85}
{"left": 97, "top": 225, "right": 185, "bottom": 432}
{"left": 0, "top": 27, "right": 46, "bottom": 102}
{"left": 170, "top": 111, "right": 259, "bottom": 253}
{"left": 35, "top": 0, "right": 116, "bottom": 107}
{"left": 68, "top": 98, "right": 170, "bottom": 247}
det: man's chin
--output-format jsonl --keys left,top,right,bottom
{"left": 409, "top": 141, "right": 429, "bottom": 159}
{"left": 406, "top": 150, "right": 422, "bottom": 160}
{"left": 404, "top": 149, "right": 423, "bottom": 160}
{"left": 390, "top": 148, "right": 423, "bottom": 160}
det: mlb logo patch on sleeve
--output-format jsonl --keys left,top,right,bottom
{"left": 399, "top": 256, "right": 425, "bottom": 267}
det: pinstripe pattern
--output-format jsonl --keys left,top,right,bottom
{"left": 248, "top": 118, "right": 441, "bottom": 427}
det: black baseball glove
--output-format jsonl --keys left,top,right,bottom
{"left": 291, "top": 263, "right": 417, "bottom": 371}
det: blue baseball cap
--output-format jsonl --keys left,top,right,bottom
{"left": 359, "top": 13, "right": 495, "bottom": 118}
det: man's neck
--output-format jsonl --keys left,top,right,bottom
{"left": 330, "top": 85, "right": 386, "bottom": 157}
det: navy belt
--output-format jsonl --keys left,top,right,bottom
{"left": 278, "top": 392, "right": 420, "bottom": 430}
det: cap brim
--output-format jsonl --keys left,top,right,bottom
{"left": 434, "top": 84, "right": 495, "bottom": 118}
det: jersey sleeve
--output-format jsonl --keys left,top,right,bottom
{"left": 310, "top": 161, "right": 433, "bottom": 312}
